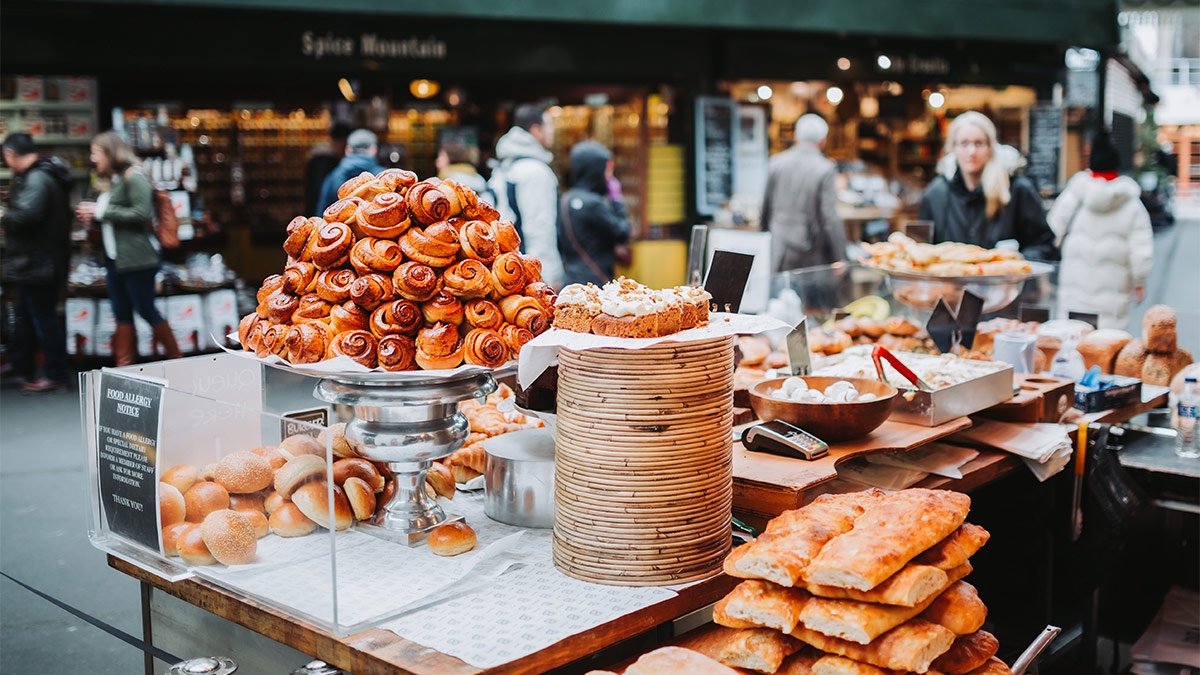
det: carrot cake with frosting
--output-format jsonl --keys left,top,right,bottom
{"left": 553, "top": 277, "right": 712, "bottom": 338}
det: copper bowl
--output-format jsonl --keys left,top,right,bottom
{"left": 748, "top": 377, "right": 898, "bottom": 442}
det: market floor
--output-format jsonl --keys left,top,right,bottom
{"left": 1, "top": 213, "right": 1198, "bottom": 675}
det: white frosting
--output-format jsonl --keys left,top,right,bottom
{"left": 557, "top": 277, "right": 700, "bottom": 319}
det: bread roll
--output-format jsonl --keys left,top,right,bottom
{"left": 159, "top": 482, "right": 187, "bottom": 527}
{"left": 427, "top": 521, "right": 476, "bottom": 556}
{"left": 269, "top": 503, "right": 318, "bottom": 537}
{"left": 201, "top": 462, "right": 219, "bottom": 482}
{"left": 200, "top": 510, "right": 258, "bottom": 566}
{"left": 162, "top": 522, "right": 194, "bottom": 557}
{"left": 1143, "top": 304, "right": 1177, "bottom": 353}
{"left": 332, "top": 457, "right": 385, "bottom": 493}
{"left": 274, "top": 455, "right": 327, "bottom": 498}
{"left": 184, "top": 481, "right": 230, "bottom": 523}
{"left": 262, "top": 490, "right": 286, "bottom": 516}
{"left": 229, "top": 492, "right": 265, "bottom": 514}
{"left": 212, "top": 451, "right": 274, "bottom": 494}
{"left": 278, "top": 434, "right": 326, "bottom": 460}
{"left": 317, "top": 422, "right": 357, "bottom": 459}
{"left": 1076, "top": 329, "right": 1132, "bottom": 374}
{"left": 343, "top": 476, "right": 377, "bottom": 521}
{"left": 236, "top": 509, "right": 270, "bottom": 539}
{"left": 1113, "top": 338, "right": 1149, "bottom": 378}
{"left": 426, "top": 461, "right": 456, "bottom": 499}
{"left": 177, "top": 524, "right": 217, "bottom": 565}
{"left": 161, "top": 464, "right": 200, "bottom": 494}
{"left": 1143, "top": 348, "right": 1194, "bottom": 387}
{"left": 291, "top": 481, "right": 354, "bottom": 531}
{"left": 250, "top": 445, "right": 288, "bottom": 470}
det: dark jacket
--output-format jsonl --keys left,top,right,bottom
{"left": 104, "top": 169, "right": 160, "bottom": 273}
{"left": 316, "top": 153, "right": 384, "bottom": 215}
{"left": 762, "top": 145, "right": 847, "bottom": 271}
{"left": 556, "top": 142, "right": 630, "bottom": 287}
{"left": 1, "top": 157, "right": 72, "bottom": 285}
{"left": 918, "top": 170, "right": 1059, "bottom": 262}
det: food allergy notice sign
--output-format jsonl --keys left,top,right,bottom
{"left": 96, "top": 371, "right": 164, "bottom": 550}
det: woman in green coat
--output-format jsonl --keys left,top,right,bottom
{"left": 75, "top": 132, "right": 181, "bottom": 365}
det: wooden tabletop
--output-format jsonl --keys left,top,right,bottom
{"left": 110, "top": 555, "right": 738, "bottom": 675}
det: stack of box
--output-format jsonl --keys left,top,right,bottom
{"left": 65, "top": 298, "right": 96, "bottom": 356}
{"left": 165, "top": 295, "right": 205, "bottom": 354}
{"left": 204, "top": 289, "right": 240, "bottom": 350}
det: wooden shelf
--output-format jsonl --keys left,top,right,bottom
{"left": 0, "top": 101, "right": 94, "bottom": 112}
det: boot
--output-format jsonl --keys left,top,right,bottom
{"left": 152, "top": 322, "right": 183, "bottom": 360}
{"left": 114, "top": 323, "right": 138, "bottom": 367}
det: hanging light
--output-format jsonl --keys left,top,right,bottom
{"left": 837, "top": 58, "right": 851, "bottom": 71}
{"left": 928, "top": 92, "right": 946, "bottom": 108}
{"left": 826, "top": 86, "right": 845, "bottom": 104}
{"left": 757, "top": 85, "right": 773, "bottom": 100}
{"left": 409, "top": 79, "right": 440, "bottom": 99}
{"left": 877, "top": 55, "right": 893, "bottom": 70}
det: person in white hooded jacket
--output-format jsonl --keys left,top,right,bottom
{"left": 1047, "top": 131, "right": 1153, "bottom": 329}
{"left": 488, "top": 103, "right": 565, "bottom": 289}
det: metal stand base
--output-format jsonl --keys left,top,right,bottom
{"left": 315, "top": 370, "right": 495, "bottom": 546}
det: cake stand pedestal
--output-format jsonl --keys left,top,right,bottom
{"left": 314, "top": 369, "right": 496, "bottom": 545}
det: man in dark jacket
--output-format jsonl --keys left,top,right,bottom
{"left": 557, "top": 141, "right": 631, "bottom": 287}
{"left": 304, "top": 121, "right": 351, "bottom": 217}
{"left": 1, "top": 133, "right": 73, "bottom": 391}
{"left": 315, "top": 128, "right": 385, "bottom": 215}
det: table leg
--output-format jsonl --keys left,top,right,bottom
{"left": 141, "top": 581, "right": 155, "bottom": 675}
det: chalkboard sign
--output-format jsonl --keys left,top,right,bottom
{"left": 96, "top": 371, "right": 165, "bottom": 552}
{"left": 1026, "top": 105, "right": 1063, "bottom": 194}
{"left": 695, "top": 97, "right": 737, "bottom": 217}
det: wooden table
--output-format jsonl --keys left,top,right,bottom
{"left": 110, "top": 555, "right": 738, "bottom": 675}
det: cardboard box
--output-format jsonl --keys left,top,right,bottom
{"left": 166, "top": 295, "right": 204, "bottom": 354}
{"left": 204, "top": 289, "right": 239, "bottom": 350}
{"left": 94, "top": 327, "right": 115, "bottom": 357}
{"left": 133, "top": 314, "right": 155, "bottom": 357}
{"left": 1074, "top": 376, "right": 1142, "bottom": 413}
{"left": 63, "top": 77, "right": 92, "bottom": 104}
{"left": 16, "top": 76, "right": 43, "bottom": 103}
{"left": 95, "top": 301, "right": 117, "bottom": 334}
{"left": 65, "top": 298, "right": 96, "bottom": 356}
{"left": 66, "top": 114, "right": 93, "bottom": 139}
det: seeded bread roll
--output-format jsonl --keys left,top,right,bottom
{"left": 428, "top": 521, "right": 476, "bottom": 556}
{"left": 268, "top": 503, "right": 318, "bottom": 537}
{"left": 184, "top": 481, "right": 230, "bottom": 523}
{"left": 161, "top": 464, "right": 200, "bottom": 494}
{"left": 291, "top": 481, "right": 354, "bottom": 531}
{"left": 200, "top": 510, "right": 258, "bottom": 566}
{"left": 159, "top": 482, "right": 187, "bottom": 527}
{"left": 213, "top": 451, "right": 274, "bottom": 494}
{"left": 1143, "top": 304, "right": 1177, "bottom": 353}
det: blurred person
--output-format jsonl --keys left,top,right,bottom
{"left": 919, "top": 111, "right": 1058, "bottom": 261}
{"left": 557, "top": 141, "right": 631, "bottom": 286}
{"left": 304, "top": 121, "right": 351, "bottom": 216}
{"left": 75, "top": 131, "right": 181, "bottom": 366}
{"left": 761, "top": 114, "right": 848, "bottom": 272}
{"left": 0, "top": 133, "right": 73, "bottom": 392}
{"left": 316, "top": 128, "right": 384, "bottom": 214}
{"left": 436, "top": 139, "right": 488, "bottom": 197}
{"left": 488, "top": 103, "right": 564, "bottom": 289}
{"left": 1048, "top": 130, "right": 1153, "bottom": 329}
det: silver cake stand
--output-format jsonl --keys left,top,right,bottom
{"left": 312, "top": 367, "right": 497, "bottom": 545}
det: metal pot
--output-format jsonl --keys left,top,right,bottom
{"left": 483, "top": 427, "right": 555, "bottom": 528}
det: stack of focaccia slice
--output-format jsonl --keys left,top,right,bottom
{"left": 689, "top": 488, "right": 1010, "bottom": 675}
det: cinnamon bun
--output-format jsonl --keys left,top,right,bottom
{"left": 326, "top": 330, "right": 379, "bottom": 369}
{"left": 517, "top": 254, "right": 543, "bottom": 285}
{"left": 322, "top": 197, "right": 364, "bottom": 225}
{"left": 458, "top": 219, "right": 498, "bottom": 265}
{"left": 405, "top": 181, "right": 452, "bottom": 225}
{"left": 494, "top": 220, "right": 522, "bottom": 254}
{"left": 349, "top": 273, "right": 395, "bottom": 312}
{"left": 265, "top": 292, "right": 300, "bottom": 325}
{"left": 375, "top": 168, "right": 418, "bottom": 192}
{"left": 256, "top": 275, "right": 285, "bottom": 307}
{"left": 463, "top": 328, "right": 509, "bottom": 369}
{"left": 499, "top": 294, "right": 549, "bottom": 335}
{"left": 256, "top": 322, "right": 290, "bottom": 358}
{"left": 399, "top": 222, "right": 460, "bottom": 268}
{"left": 238, "top": 313, "right": 264, "bottom": 351}
{"left": 284, "top": 322, "right": 336, "bottom": 365}
{"left": 499, "top": 323, "right": 534, "bottom": 358}
{"left": 315, "top": 269, "right": 357, "bottom": 304}
{"left": 292, "top": 294, "right": 332, "bottom": 323}
{"left": 329, "top": 301, "right": 369, "bottom": 334}
{"left": 377, "top": 334, "right": 417, "bottom": 372}
{"left": 281, "top": 261, "right": 319, "bottom": 296}
{"left": 490, "top": 252, "right": 527, "bottom": 298}
{"left": 415, "top": 322, "right": 464, "bottom": 370}
{"left": 310, "top": 221, "right": 356, "bottom": 270}
{"left": 463, "top": 299, "right": 504, "bottom": 331}
{"left": 392, "top": 261, "right": 442, "bottom": 302}
{"left": 336, "top": 171, "right": 375, "bottom": 201}
{"left": 283, "top": 216, "right": 318, "bottom": 261}
{"left": 421, "top": 290, "right": 465, "bottom": 326}
{"left": 349, "top": 237, "right": 403, "bottom": 276}
{"left": 439, "top": 179, "right": 477, "bottom": 218}
{"left": 369, "top": 299, "right": 423, "bottom": 338}
{"left": 443, "top": 259, "right": 493, "bottom": 299}
{"left": 523, "top": 281, "right": 558, "bottom": 315}
{"left": 466, "top": 200, "right": 501, "bottom": 224}
{"left": 354, "top": 192, "right": 411, "bottom": 240}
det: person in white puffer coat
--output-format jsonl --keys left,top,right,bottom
{"left": 1047, "top": 131, "right": 1153, "bottom": 330}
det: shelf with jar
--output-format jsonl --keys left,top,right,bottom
{"left": 387, "top": 109, "right": 456, "bottom": 180}
{"left": 0, "top": 75, "right": 99, "bottom": 200}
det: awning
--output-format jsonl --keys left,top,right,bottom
{"left": 46, "top": 0, "right": 1121, "bottom": 47}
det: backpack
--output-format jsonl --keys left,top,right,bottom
{"left": 151, "top": 189, "right": 180, "bottom": 249}
{"left": 492, "top": 156, "right": 541, "bottom": 252}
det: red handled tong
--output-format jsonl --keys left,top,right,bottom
{"left": 872, "top": 345, "right": 933, "bottom": 391}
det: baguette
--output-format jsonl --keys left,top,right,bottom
{"left": 806, "top": 490, "right": 971, "bottom": 591}
{"left": 919, "top": 581, "right": 987, "bottom": 635}
{"left": 713, "top": 580, "right": 811, "bottom": 633}
{"left": 913, "top": 523, "right": 990, "bottom": 570}
{"left": 932, "top": 631, "right": 1000, "bottom": 675}
{"left": 790, "top": 619, "right": 955, "bottom": 673}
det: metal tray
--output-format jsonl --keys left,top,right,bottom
{"left": 813, "top": 348, "right": 1015, "bottom": 426}
{"left": 865, "top": 261, "right": 1054, "bottom": 314}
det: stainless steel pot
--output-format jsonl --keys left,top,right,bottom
{"left": 483, "top": 427, "right": 555, "bottom": 528}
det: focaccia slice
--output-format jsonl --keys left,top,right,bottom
{"left": 805, "top": 489, "right": 971, "bottom": 591}
{"left": 805, "top": 563, "right": 951, "bottom": 607}
{"left": 713, "top": 580, "right": 812, "bottom": 633}
{"left": 790, "top": 619, "right": 956, "bottom": 673}
{"left": 914, "top": 523, "right": 991, "bottom": 570}
{"left": 776, "top": 647, "right": 824, "bottom": 675}
{"left": 932, "top": 631, "right": 1001, "bottom": 675}
{"left": 919, "top": 581, "right": 987, "bottom": 635}
{"left": 967, "top": 657, "right": 1014, "bottom": 675}
{"left": 624, "top": 646, "right": 741, "bottom": 675}
{"left": 685, "top": 625, "right": 803, "bottom": 674}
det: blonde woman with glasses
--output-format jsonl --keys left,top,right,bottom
{"left": 918, "top": 111, "right": 1058, "bottom": 261}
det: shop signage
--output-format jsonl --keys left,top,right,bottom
{"left": 96, "top": 371, "right": 165, "bottom": 552}
{"left": 281, "top": 408, "right": 329, "bottom": 440}
{"left": 879, "top": 54, "right": 951, "bottom": 76}
{"left": 300, "top": 31, "right": 447, "bottom": 60}
{"left": 695, "top": 97, "right": 738, "bottom": 217}
{"left": 1026, "top": 104, "right": 1064, "bottom": 194}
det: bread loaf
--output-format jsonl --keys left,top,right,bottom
{"left": 1143, "top": 304, "right": 1177, "bottom": 353}
{"left": 1113, "top": 338, "right": 1150, "bottom": 378}
{"left": 1076, "top": 329, "right": 1132, "bottom": 374}
{"left": 1143, "top": 348, "right": 1194, "bottom": 386}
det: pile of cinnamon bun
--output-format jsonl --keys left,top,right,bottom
{"left": 238, "top": 169, "right": 555, "bottom": 371}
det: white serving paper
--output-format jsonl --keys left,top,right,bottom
{"left": 518, "top": 312, "right": 790, "bottom": 388}
{"left": 836, "top": 457, "right": 930, "bottom": 490}
{"left": 1132, "top": 586, "right": 1200, "bottom": 669}
{"left": 948, "top": 419, "right": 1074, "bottom": 482}
{"left": 866, "top": 442, "right": 980, "bottom": 479}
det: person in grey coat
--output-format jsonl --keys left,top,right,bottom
{"left": 761, "top": 114, "right": 847, "bottom": 272}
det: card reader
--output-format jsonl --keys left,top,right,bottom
{"left": 743, "top": 420, "right": 830, "bottom": 461}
